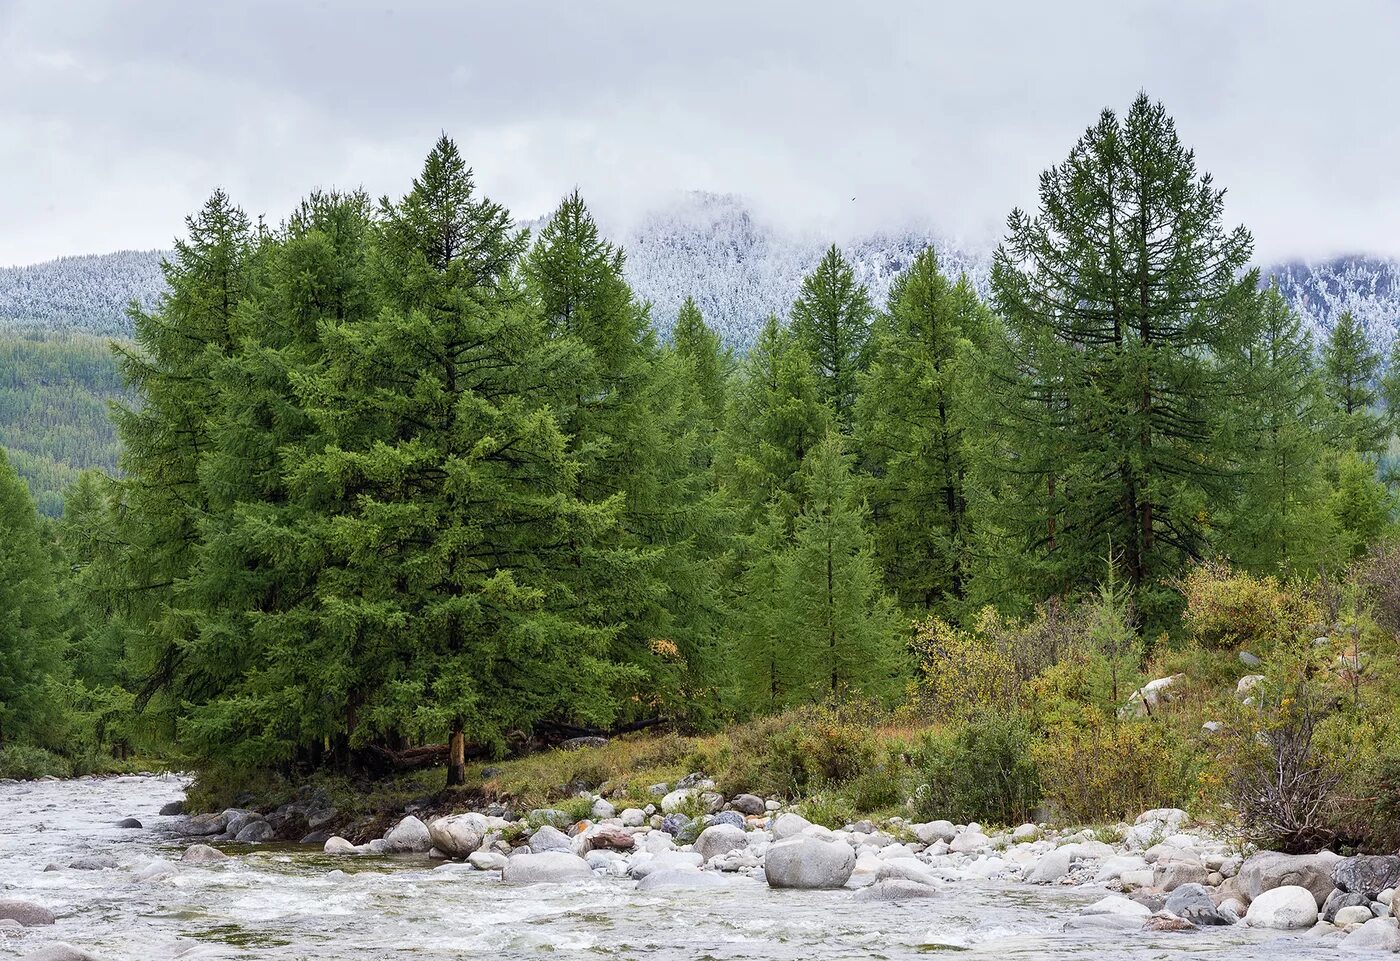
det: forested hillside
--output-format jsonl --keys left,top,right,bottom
{"left": 0, "top": 251, "right": 164, "bottom": 336}
{"left": 0, "top": 327, "right": 126, "bottom": 516}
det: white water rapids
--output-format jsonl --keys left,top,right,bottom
{"left": 0, "top": 776, "right": 1344, "bottom": 959}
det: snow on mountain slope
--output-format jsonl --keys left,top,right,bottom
{"left": 3, "top": 195, "right": 1397, "bottom": 354}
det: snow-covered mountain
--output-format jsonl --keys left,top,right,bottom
{"left": 4, "top": 193, "right": 1398, "bottom": 353}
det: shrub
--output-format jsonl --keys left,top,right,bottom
{"left": 799, "top": 792, "right": 858, "bottom": 829}
{"left": 914, "top": 713, "right": 1040, "bottom": 825}
{"left": 1033, "top": 721, "right": 1191, "bottom": 823}
{"left": 909, "top": 616, "right": 1020, "bottom": 719}
{"left": 1180, "top": 562, "right": 1321, "bottom": 653}
{"left": 722, "top": 703, "right": 880, "bottom": 799}
{"left": 0, "top": 743, "right": 72, "bottom": 780}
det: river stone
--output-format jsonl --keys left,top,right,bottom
{"left": 1324, "top": 889, "right": 1373, "bottom": 922}
{"left": 428, "top": 813, "right": 488, "bottom": 859}
{"left": 158, "top": 800, "right": 185, "bottom": 816}
{"left": 528, "top": 808, "right": 571, "bottom": 828}
{"left": 630, "top": 850, "right": 703, "bottom": 879}
{"left": 235, "top": 820, "right": 275, "bottom": 843}
{"left": 501, "top": 851, "right": 593, "bottom": 884}
{"left": 68, "top": 855, "right": 119, "bottom": 871}
{"left": 1026, "top": 847, "right": 1072, "bottom": 884}
{"left": 1336, "top": 905, "right": 1377, "bottom": 927}
{"left": 853, "top": 879, "right": 940, "bottom": 901}
{"left": 1239, "top": 851, "right": 1342, "bottom": 907}
{"left": 694, "top": 824, "right": 748, "bottom": 862}
{"left": 764, "top": 835, "right": 856, "bottom": 890}
{"left": 1236, "top": 674, "right": 1266, "bottom": 700}
{"left": 636, "top": 868, "right": 731, "bottom": 891}
{"left": 620, "top": 808, "right": 645, "bottom": 827}
{"left": 770, "top": 812, "right": 813, "bottom": 840}
{"left": 222, "top": 809, "right": 260, "bottom": 838}
{"left": 381, "top": 815, "right": 432, "bottom": 853}
{"left": 1334, "top": 855, "right": 1400, "bottom": 898}
{"left": 1165, "top": 883, "right": 1232, "bottom": 925}
{"left": 659, "top": 813, "right": 691, "bottom": 837}
{"left": 181, "top": 843, "right": 230, "bottom": 864}
{"left": 948, "top": 830, "right": 991, "bottom": 854}
{"left": 20, "top": 946, "right": 105, "bottom": 961}
{"left": 708, "top": 811, "right": 745, "bottom": 830}
{"left": 1063, "top": 914, "right": 1146, "bottom": 933}
{"left": 1341, "top": 917, "right": 1400, "bottom": 951}
{"left": 661, "top": 789, "right": 696, "bottom": 814}
{"left": 0, "top": 900, "right": 56, "bottom": 926}
{"left": 912, "top": 820, "right": 957, "bottom": 844}
{"left": 1155, "top": 859, "right": 1209, "bottom": 891}
{"left": 468, "top": 850, "right": 508, "bottom": 870}
{"left": 730, "top": 794, "right": 766, "bottom": 816}
{"left": 528, "top": 824, "right": 572, "bottom": 854}
{"left": 583, "top": 825, "right": 635, "bottom": 852}
{"left": 874, "top": 860, "right": 940, "bottom": 886}
{"left": 591, "top": 798, "right": 616, "bottom": 820}
{"left": 180, "top": 812, "right": 226, "bottom": 836}
{"left": 323, "top": 836, "right": 357, "bottom": 855}
{"left": 1081, "top": 895, "right": 1152, "bottom": 919}
{"left": 1143, "top": 913, "right": 1198, "bottom": 932}
{"left": 1246, "top": 885, "right": 1321, "bottom": 929}
{"left": 116, "top": 817, "right": 142, "bottom": 829}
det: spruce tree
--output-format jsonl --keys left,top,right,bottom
{"left": 1322, "top": 310, "right": 1386, "bottom": 454}
{"left": 790, "top": 245, "right": 873, "bottom": 426}
{"left": 978, "top": 94, "right": 1256, "bottom": 621}
{"left": 856, "top": 251, "right": 992, "bottom": 612}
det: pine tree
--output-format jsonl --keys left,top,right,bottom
{"left": 977, "top": 94, "right": 1257, "bottom": 622}
{"left": 856, "top": 251, "right": 992, "bottom": 613}
{"left": 789, "top": 245, "right": 873, "bottom": 426}
{"left": 671, "top": 295, "right": 732, "bottom": 428}
{"left": 0, "top": 446, "right": 62, "bottom": 745}
{"left": 1322, "top": 310, "right": 1386, "bottom": 454}
{"left": 772, "top": 433, "right": 903, "bottom": 703}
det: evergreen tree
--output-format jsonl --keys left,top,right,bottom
{"left": 1322, "top": 310, "right": 1386, "bottom": 454}
{"left": 977, "top": 94, "right": 1257, "bottom": 621}
{"left": 789, "top": 246, "right": 873, "bottom": 426}
{"left": 671, "top": 295, "right": 732, "bottom": 428}
{"left": 773, "top": 433, "right": 903, "bottom": 703}
{"left": 856, "top": 251, "right": 992, "bottom": 612}
{"left": 0, "top": 447, "right": 62, "bottom": 745}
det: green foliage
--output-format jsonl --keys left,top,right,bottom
{"left": 789, "top": 245, "right": 872, "bottom": 425}
{"left": 915, "top": 713, "right": 1040, "bottom": 825}
{"left": 1322, "top": 311, "right": 1386, "bottom": 454}
{"left": 0, "top": 743, "right": 72, "bottom": 780}
{"left": 1179, "top": 562, "right": 1323, "bottom": 653}
{"left": 1033, "top": 721, "right": 1190, "bottom": 822}
{"left": 721, "top": 703, "right": 881, "bottom": 799}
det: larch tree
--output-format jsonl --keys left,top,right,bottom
{"left": 790, "top": 245, "right": 873, "bottom": 427}
{"left": 1322, "top": 310, "right": 1386, "bottom": 454}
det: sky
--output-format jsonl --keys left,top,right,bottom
{"left": 2, "top": 0, "right": 1398, "bottom": 266}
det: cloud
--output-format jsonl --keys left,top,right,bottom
{"left": 2, "top": 0, "right": 1398, "bottom": 264}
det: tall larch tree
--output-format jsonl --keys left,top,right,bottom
{"left": 789, "top": 245, "right": 873, "bottom": 427}
{"left": 1322, "top": 310, "right": 1386, "bottom": 454}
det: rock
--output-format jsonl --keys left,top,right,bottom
{"left": 1247, "top": 885, "right": 1321, "bottom": 929}
{"left": 1240, "top": 850, "right": 1343, "bottom": 907}
{"left": 528, "top": 824, "right": 572, "bottom": 854}
{"left": 558, "top": 736, "right": 608, "bottom": 751}
{"left": 583, "top": 825, "right": 634, "bottom": 852}
{"left": 20, "top": 946, "right": 105, "bottom": 961}
{"left": 1341, "top": 917, "right": 1400, "bottom": 951}
{"left": 116, "top": 817, "right": 142, "bottom": 829}
{"left": 591, "top": 798, "right": 616, "bottom": 820}
{"left": 158, "top": 800, "right": 186, "bottom": 816}
{"left": 1324, "top": 889, "right": 1374, "bottom": 922}
{"left": 234, "top": 820, "right": 275, "bottom": 843}
{"left": 1027, "top": 847, "right": 1073, "bottom": 884}
{"left": 1063, "top": 915, "right": 1146, "bottom": 933}
{"left": 468, "top": 851, "right": 508, "bottom": 870}
{"left": 323, "top": 836, "right": 357, "bottom": 855}
{"left": 222, "top": 809, "right": 260, "bottom": 838}
{"left": 661, "top": 789, "right": 696, "bottom": 814}
{"left": 874, "top": 860, "right": 939, "bottom": 886}
{"left": 1095, "top": 855, "right": 1150, "bottom": 882}
{"left": 708, "top": 811, "right": 745, "bottom": 830}
{"left": 912, "top": 820, "right": 957, "bottom": 844}
{"left": 1012, "top": 822, "right": 1041, "bottom": 841}
{"left": 300, "top": 830, "right": 332, "bottom": 845}
{"left": 1143, "top": 913, "right": 1198, "bottom": 932}
{"left": 1239, "top": 650, "right": 1262, "bottom": 667}
{"left": 0, "top": 899, "right": 57, "bottom": 926}
{"left": 771, "top": 812, "right": 813, "bottom": 840}
{"left": 1334, "top": 855, "right": 1400, "bottom": 899}
{"left": 1336, "top": 905, "right": 1377, "bottom": 927}
{"left": 948, "top": 830, "right": 991, "bottom": 854}
{"left": 629, "top": 850, "right": 703, "bottom": 879}
{"left": 636, "top": 868, "right": 731, "bottom": 892}
{"left": 501, "top": 851, "right": 594, "bottom": 885}
{"left": 1155, "top": 860, "right": 1209, "bottom": 892}
{"left": 179, "top": 812, "right": 227, "bottom": 836}
{"left": 381, "top": 815, "right": 432, "bottom": 854}
{"left": 1063, "top": 840, "right": 1115, "bottom": 860}
{"left": 1165, "top": 883, "right": 1232, "bottom": 925}
{"left": 1236, "top": 674, "right": 1266, "bottom": 700}
{"left": 1202, "top": 721, "right": 1222, "bottom": 734}
{"left": 854, "top": 879, "right": 940, "bottom": 901}
{"left": 694, "top": 824, "right": 748, "bottom": 863}
{"left": 764, "top": 835, "right": 856, "bottom": 890}
{"left": 660, "top": 813, "right": 691, "bottom": 837}
{"left": 134, "top": 858, "right": 178, "bottom": 882}
{"left": 1081, "top": 895, "right": 1151, "bottom": 919}
{"left": 730, "top": 794, "right": 766, "bottom": 816}
{"left": 1123, "top": 674, "right": 1185, "bottom": 717}
{"left": 181, "top": 843, "right": 229, "bottom": 864}
{"left": 620, "top": 808, "right": 645, "bottom": 827}
{"left": 306, "top": 808, "right": 338, "bottom": 830}
{"left": 427, "top": 813, "right": 488, "bottom": 859}
{"left": 67, "top": 855, "right": 118, "bottom": 871}
{"left": 528, "top": 808, "right": 572, "bottom": 828}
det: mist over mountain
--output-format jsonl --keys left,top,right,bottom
{"left": 3, "top": 193, "right": 1398, "bottom": 353}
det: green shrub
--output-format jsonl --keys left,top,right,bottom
{"left": 722, "top": 703, "right": 880, "bottom": 799}
{"left": 914, "top": 713, "right": 1040, "bottom": 825}
{"left": 0, "top": 743, "right": 72, "bottom": 780}
{"left": 1033, "top": 721, "right": 1190, "bottom": 823}
{"left": 799, "top": 792, "right": 858, "bottom": 829}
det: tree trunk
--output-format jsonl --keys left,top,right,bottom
{"left": 445, "top": 725, "right": 466, "bottom": 788}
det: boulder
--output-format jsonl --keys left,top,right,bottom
{"left": 116, "top": 817, "right": 142, "bottom": 829}
{"left": 381, "top": 815, "right": 432, "bottom": 854}
{"left": 629, "top": 850, "right": 703, "bottom": 879}
{"left": 1324, "top": 889, "right": 1374, "bottom": 922}
{"left": 0, "top": 900, "right": 56, "bottom": 926}
{"left": 661, "top": 789, "right": 696, "bottom": 814}
{"left": 1155, "top": 860, "right": 1209, "bottom": 892}
{"left": 1246, "top": 885, "right": 1321, "bottom": 929}
{"left": 1239, "top": 851, "right": 1342, "bottom": 907}
{"left": 527, "top": 824, "right": 572, "bottom": 854}
{"left": 635, "top": 868, "right": 731, "bottom": 892}
{"left": 948, "top": 830, "right": 991, "bottom": 854}
{"left": 659, "top": 813, "right": 691, "bottom": 837}
{"left": 912, "top": 820, "right": 957, "bottom": 844}
{"left": 234, "top": 820, "right": 275, "bottom": 843}
{"left": 591, "top": 798, "right": 616, "bottom": 820}
{"left": 694, "top": 824, "right": 748, "bottom": 863}
{"left": 853, "top": 880, "right": 940, "bottom": 901}
{"left": 764, "top": 835, "right": 856, "bottom": 890}
{"left": 1165, "top": 883, "right": 1233, "bottom": 925}
{"left": 427, "top": 813, "right": 488, "bottom": 859}
{"left": 708, "top": 811, "right": 745, "bottom": 831}
{"left": 179, "top": 812, "right": 227, "bottom": 836}
{"left": 67, "top": 855, "right": 118, "bottom": 871}
{"left": 730, "top": 794, "right": 766, "bottom": 816}
{"left": 323, "top": 836, "right": 357, "bottom": 855}
{"left": 1341, "top": 917, "right": 1400, "bottom": 952}
{"left": 159, "top": 800, "right": 186, "bottom": 816}
{"left": 1334, "top": 855, "right": 1400, "bottom": 899}
{"left": 1081, "top": 895, "right": 1151, "bottom": 919}
{"left": 771, "top": 812, "right": 813, "bottom": 840}
{"left": 1239, "top": 651, "right": 1263, "bottom": 667}
{"left": 1026, "top": 847, "right": 1073, "bottom": 884}
{"left": 181, "top": 843, "right": 229, "bottom": 864}
{"left": 222, "top": 809, "right": 260, "bottom": 838}
{"left": 501, "top": 851, "right": 594, "bottom": 884}
{"left": 134, "top": 858, "right": 178, "bottom": 882}
{"left": 1236, "top": 674, "right": 1266, "bottom": 700}
{"left": 20, "top": 946, "right": 105, "bottom": 961}
{"left": 1063, "top": 915, "right": 1146, "bottom": 933}
{"left": 620, "top": 808, "right": 646, "bottom": 827}
{"left": 468, "top": 851, "right": 508, "bottom": 871}
{"left": 1336, "top": 905, "right": 1378, "bottom": 927}
{"left": 1123, "top": 674, "right": 1185, "bottom": 718}
{"left": 583, "top": 825, "right": 634, "bottom": 852}
{"left": 873, "top": 860, "right": 940, "bottom": 886}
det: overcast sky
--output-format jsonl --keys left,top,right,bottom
{"left": 2, "top": 0, "right": 1397, "bottom": 266}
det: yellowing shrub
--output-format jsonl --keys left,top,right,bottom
{"left": 1180, "top": 562, "right": 1321, "bottom": 653}
{"left": 1033, "top": 721, "right": 1191, "bottom": 823}
{"left": 910, "top": 615, "right": 1019, "bottom": 719}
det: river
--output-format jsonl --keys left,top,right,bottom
{"left": 0, "top": 775, "right": 1345, "bottom": 960}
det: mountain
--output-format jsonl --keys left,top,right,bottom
{"left": 4, "top": 195, "right": 1399, "bottom": 352}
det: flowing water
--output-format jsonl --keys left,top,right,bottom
{"left": 0, "top": 776, "right": 1343, "bottom": 960}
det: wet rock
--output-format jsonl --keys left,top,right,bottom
{"left": 501, "top": 851, "right": 593, "bottom": 885}
{"left": 875, "top": 860, "right": 940, "bottom": 887}
{"left": 1165, "top": 883, "right": 1232, "bottom": 925}
{"left": 234, "top": 821, "right": 274, "bottom": 843}
{"left": 1246, "top": 885, "right": 1321, "bottom": 929}
{"left": 1064, "top": 914, "right": 1145, "bottom": 932}
{"left": 629, "top": 851, "right": 703, "bottom": 879}
{"left": 116, "top": 817, "right": 142, "bottom": 829}
{"left": 179, "top": 812, "right": 227, "bottom": 837}
{"left": 1143, "top": 912, "right": 1197, "bottom": 932}
{"left": 180, "top": 843, "right": 229, "bottom": 864}
{"left": 158, "top": 800, "right": 186, "bottom": 816}
{"left": 468, "top": 850, "right": 507, "bottom": 871}
{"left": 222, "top": 809, "right": 260, "bottom": 838}
{"left": 428, "top": 813, "right": 488, "bottom": 859}
{"left": 764, "top": 835, "right": 856, "bottom": 890}
{"left": 323, "top": 836, "right": 357, "bottom": 855}
{"left": 1081, "top": 895, "right": 1151, "bottom": 919}
{"left": 1239, "top": 851, "right": 1342, "bottom": 907}
{"left": 636, "top": 868, "right": 730, "bottom": 891}
{"left": 1027, "top": 847, "right": 1073, "bottom": 884}
{"left": 300, "top": 830, "right": 332, "bottom": 845}
{"left": 771, "top": 812, "right": 813, "bottom": 840}
{"left": 730, "top": 794, "right": 765, "bottom": 816}
{"left": 0, "top": 899, "right": 57, "bottom": 926}
{"left": 528, "top": 824, "right": 572, "bottom": 854}
{"left": 1334, "top": 855, "right": 1400, "bottom": 899}
{"left": 20, "top": 945, "right": 105, "bottom": 961}
{"left": 1341, "top": 917, "right": 1400, "bottom": 951}
{"left": 381, "top": 815, "right": 432, "bottom": 854}
{"left": 67, "top": 855, "right": 118, "bottom": 871}
{"left": 694, "top": 824, "right": 747, "bottom": 863}
{"left": 854, "top": 879, "right": 940, "bottom": 901}
{"left": 134, "top": 858, "right": 178, "bottom": 882}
